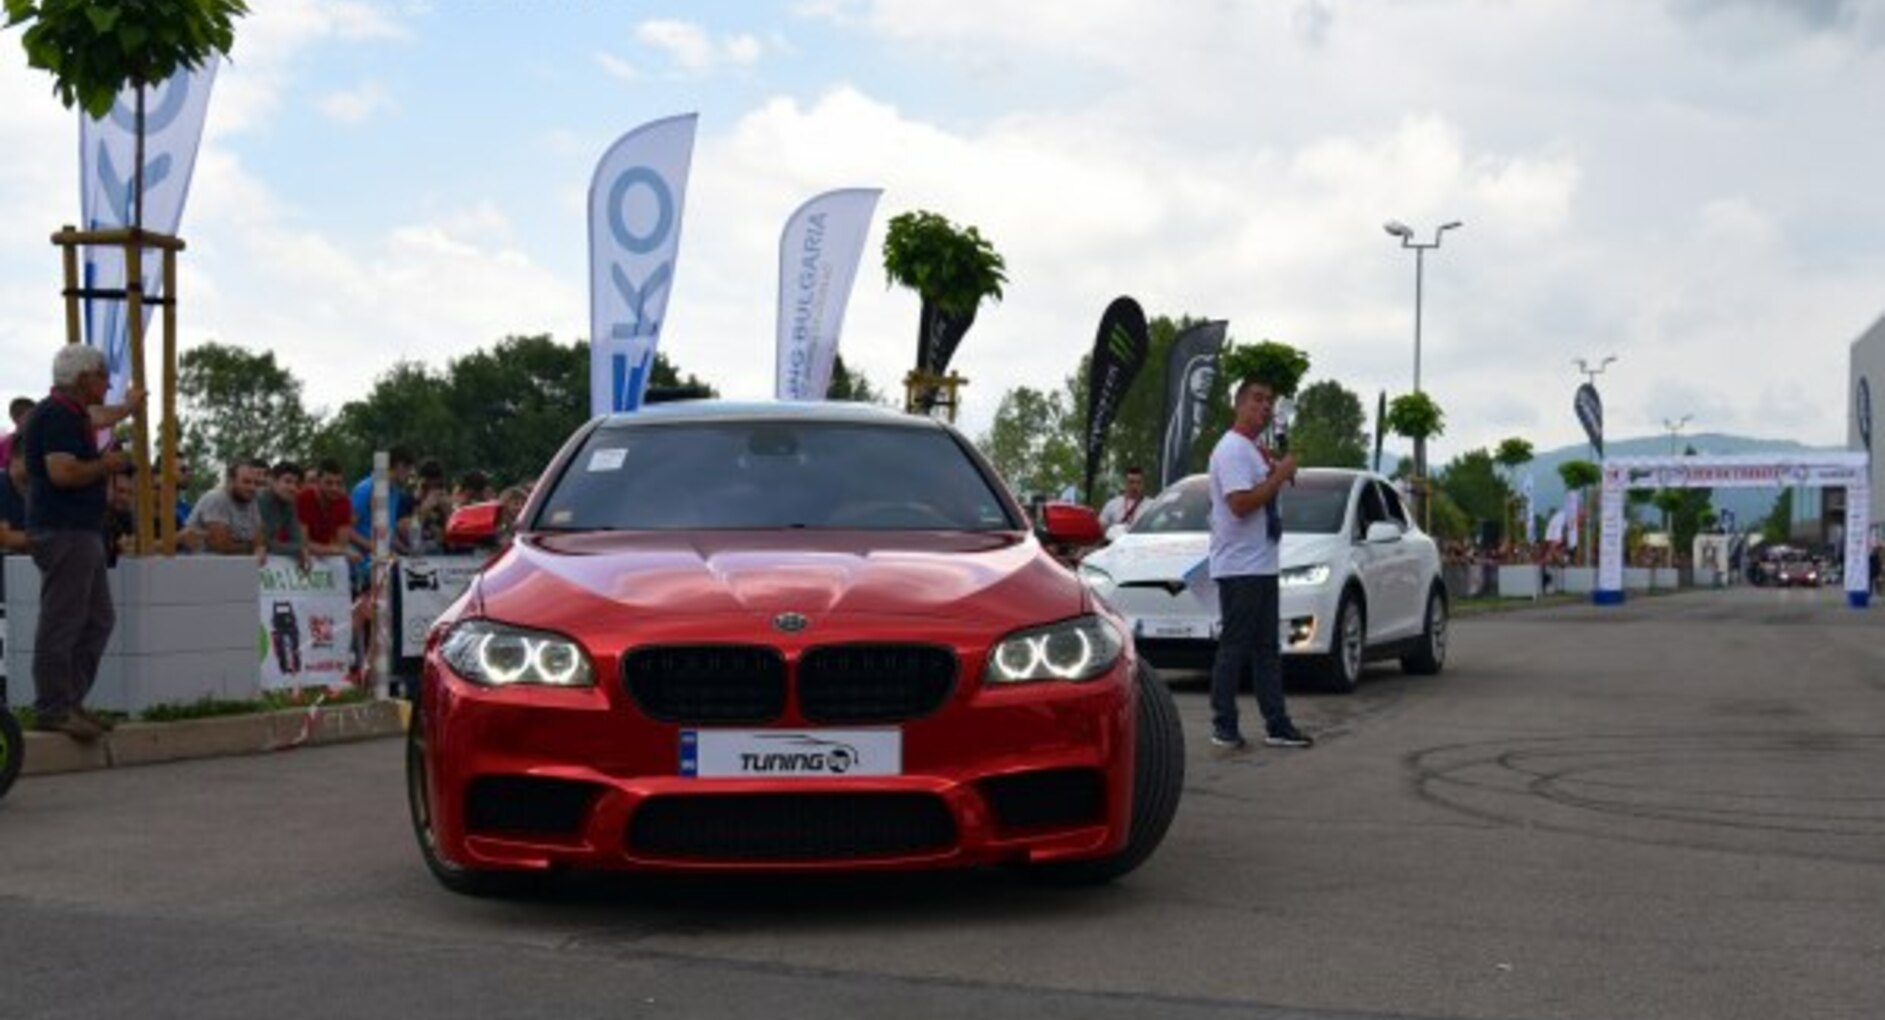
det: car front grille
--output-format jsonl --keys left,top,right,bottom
{"left": 797, "top": 644, "right": 957, "bottom": 724}
{"left": 623, "top": 645, "right": 787, "bottom": 724}
{"left": 627, "top": 792, "right": 958, "bottom": 862}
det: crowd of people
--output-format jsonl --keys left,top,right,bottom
{"left": 0, "top": 347, "right": 532, "bottom": 741}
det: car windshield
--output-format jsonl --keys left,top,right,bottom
{"left": 532, "top": 420, "right": 1018, "bottom": 531}
{"left": 1128, "top": 474, "right": 1351, "bottom": 535}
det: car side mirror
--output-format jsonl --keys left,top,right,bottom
{"left": 1040, "top": 502, "right": 1105, "bottom": 549}
{"left": 1363, "top": 520, "right": 1402, "bottom": 544}
{"left": 445, "top": 501, "right": 503, "bottom": 547}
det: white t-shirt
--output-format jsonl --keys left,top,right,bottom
{"left": 1098, "top": 493, "right": 1144, "bottom": 530}
{"left": 1207, "top": 430, "right": 1279, "bottom": 578}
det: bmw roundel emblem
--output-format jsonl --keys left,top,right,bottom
{"left": 773, "top": 612, "right": 810, "bottom": 634}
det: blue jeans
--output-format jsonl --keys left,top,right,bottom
{"left": 1210, "top": 574, "right": 1291, "bottom": 739}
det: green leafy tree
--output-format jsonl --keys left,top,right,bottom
{"left": 1436, "top": 448, "right": 1510, "bottom": 545}
{"left": 1290, "top": 380, "right": 1367, "bottom": 468}
{"left": 1762, "top": 488, "right": 1793, "bottom": 544}
{"left": 978, "top": 386, "right": 1081, "bottom": 500}
{"left": 1385, "top": 392, "right": 1446, "bottom": 447}
{"left": 310, "top": 360, "right": 461, "bottom": 482}
{"left": 882, "top": 210, "right": 1006, "bottom": 390}
{"left": 176, "top": 342, "right": 319, "bottom": 479}
{"left": 826, "top": 354, "right": 883, "bottom": 403}
{"left": 1220, "top": 340, "right": 1310, "bottom": 398}
{"left": 1494, "top": 437, "right": 1534, "bottom": 544}
{"left": 7, "top": 0, "right": 246, "bottom": 231}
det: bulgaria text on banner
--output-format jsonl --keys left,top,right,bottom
{"left": 775, "top": 188, "right": 882, "bottom": 401}
{"left": 80, "top": 62, "right": 219, "bottom": 403}
{"left": 588, "top": 113, "right": 699, "bottom": 416}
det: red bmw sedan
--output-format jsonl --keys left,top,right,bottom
{"left": 408, "top": 402, "right": 1184, "bottom": 894}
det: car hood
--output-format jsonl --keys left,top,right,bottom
{"left": 1083, "top": 531, "right": 1348, "bottom": 583}
{"left": 475, "top": 530, "right": 1082, "bottom": 627}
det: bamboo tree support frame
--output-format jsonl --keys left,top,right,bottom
{"left": 903, "top": 368, "right": 967, "bottom": 424}
{"left": 52, "top": 224, "right": 186, "bottom": 557}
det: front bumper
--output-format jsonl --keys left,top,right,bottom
{"left": 418, "top": 655, "right": 1135, "bottom": 874}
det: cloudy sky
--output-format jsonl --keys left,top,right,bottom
{"left": 3, "top": 0, "right": 1882, "bottom": 465}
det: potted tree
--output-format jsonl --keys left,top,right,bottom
{"left": 882, "top": 210, "right": 1006, "bottom": 417}
{"left": 1384, "top": 392, "right": 1445, "bottom": 530}
{"left": 1492, "top": 436, "right": 1539, "bottom": 598}
{"left": 1557, "top": 459, "right": 1602, "bottom": 594}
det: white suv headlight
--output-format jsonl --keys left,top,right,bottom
{"left": 440, "top": 620, "right": 595, "bottom": 687}
{"left": 986, "top": 615, "right": 1125, "bottom": 683}
{"left": 1281, "top": 563, "right": 1332, "bottom": 588}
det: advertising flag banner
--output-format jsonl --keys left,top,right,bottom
{"left": 1083, "top": 297, "right": 1150, "bottom": 503}
{"left": 80, "top": 61, "right": 219, "bottom": 403}
{"left": 1157, "top": 320, "right": 1225, "bottom": 490}
{"left": 589, "top": 114, "right": 698, "bottom": 416}
{"left": 1575, "top": 383, "right": 1604, "bottom": 457}
{"left": 258, "top": 556, "right": 353, "bottom": 690}
{"left": 775, "top": 188, "right": 882, "bottom": 400}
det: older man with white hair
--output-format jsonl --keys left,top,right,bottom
{"left": 11, "top": 345, "right": 143, "bottom": 741}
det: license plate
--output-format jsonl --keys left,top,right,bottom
{"left": 680, "top": 729, "right": 902, "bottom": 778}
{"left": 1136, "top": 617, "right": 1210, "bottom": 639}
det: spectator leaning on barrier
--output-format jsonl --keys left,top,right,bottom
{"left": 351, "top": 446, "right": 415, "bottom": 551}
{"left": 187, "top": 458, "right": 264, "bottom": 555}
{"left": 257, "top": 460, "right": 312, "bottom": 571}
{"left": 452, "top": 470, "right": 493, "bottom": 509}
{"left": 17, "top": 345, "right": 144, "bottom": 741}
{"left": 298, "top": 457, "right": 360, "bottom": 562}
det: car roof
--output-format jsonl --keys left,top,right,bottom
{"left": 599, "top": 400, "right": 944, "bottom": 430}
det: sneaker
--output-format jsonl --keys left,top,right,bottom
{"left": 1210, "top": 732, "right": 1249, "bottom": 751}
{"left": 33, "top": 714, "right": 104, "bottom": 742}
{"left": 1264, "top": 727, "right": 1314, "bottom": 749}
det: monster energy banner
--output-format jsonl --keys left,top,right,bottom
{"left": 1157, "top": 320, "right": 1225, "bottom": 489}
{"left": 258, "top": 556, "right": 352, "bottom": 690}
{"left": 80, "top": 61, "right": 219, "bottom": 404}
{"left": 1083, "top": 297, "right": 1150, "bottom": 503}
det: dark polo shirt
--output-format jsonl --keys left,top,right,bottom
{"left": 23, "top": 390, "right": 106, "bottom": 532}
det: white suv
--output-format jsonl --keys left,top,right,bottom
{"left": 1077, "top": 469, "right": 1447, "bottom": 692}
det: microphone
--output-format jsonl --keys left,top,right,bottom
{"left": 1271, "top": 397, "right": 1294, "bottom": 457}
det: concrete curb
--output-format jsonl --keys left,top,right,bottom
{"left": 19, "top": 699, "right": 408, "bottom": 777}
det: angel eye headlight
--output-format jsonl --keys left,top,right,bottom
{"left": 440, "top": 620, "right": 594, "bottom": 687}
{"left": 986, "top": 615, "right": 1125, "bottom": 683}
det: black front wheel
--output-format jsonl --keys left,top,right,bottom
{"left": 406, "top": 691, "right": 550, "bottom": 897}
{"left": 0, "top": 709, "right": 23, "bottom": 801}
{"left": 1031, "top": 660, "right": 1186, "bottom": 885}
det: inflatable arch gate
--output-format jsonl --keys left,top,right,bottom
{"left": 1595, "top": 452, "right": 1872, "bottom": 608}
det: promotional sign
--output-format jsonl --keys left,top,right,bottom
{"left": 80, "top": 62, "right": 219, "bottom": 403}
{"left": 1157, "top": 320, "right": 1225, "bottom": 489}
{"left": 589, "top": 113, "right": 698, "bottom": 416}
{"left": 257, "top": 556, "right": 352, "bottom": 690}
{"left": 1574, "top": 383, "right": 1604, "bottom": 458}
{"left": 1083, "top": 297, "right": 1150, "bottom": 503}
{"left": 398, "top": 556, "right": 482, "bottom": 658}
{"left": 775, "top": 188, "right": 881, "bottom": 400}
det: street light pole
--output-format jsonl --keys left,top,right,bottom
{"left": 1383, "top": 219, "right": 1462, "bottom": 522}
{"left": 1660, "top": 413, "right": 1693, "bottom": 541}
{"left": 1570, "top": 355, "right": 1617, "bottom": 567}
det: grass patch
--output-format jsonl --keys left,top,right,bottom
{"left": 137, "top": 685, "right": 374, "bottom": 723}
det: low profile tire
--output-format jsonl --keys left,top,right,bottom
{"left": 0, "top": 710, "right": 23, "bottom": 801}
{"left": 1401, "top": 585, "right": 1448, "bottom": 676}
{"left": 406, "top": 692, "right": 551, "bottom": 897}
{"left": 1315, "top": 590, "right": 1365, "bottom": 694}
{"left": 1032, "top": 660, "right": 1185, "bottom": 885}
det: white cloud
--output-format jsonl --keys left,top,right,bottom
{"left": 315, "top": 81, "right": 393, "bottom": 125}
{"left": 635, "top": 18, "right": 767, "bottom": 76}
{"left": 596, "top": 52, "right": 638, "bottom": 82}
{"left": 210, "top": 0, "right": 409, "bottom": 137}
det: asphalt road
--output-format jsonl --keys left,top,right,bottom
{"left": 1, "top": 586, "right": 1881, "bottom": 1020}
